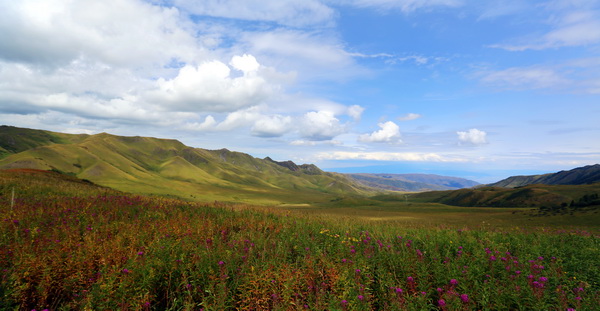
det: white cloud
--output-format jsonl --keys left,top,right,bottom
{"left": 491, "top": 7, "right": 600, "bottom": 51}
{"left": 182, "top": 115, "right": 218, "bottom": 131}
{"left": 251, "top": 115, "right": 293, "bottom": 137}
{"left": 300, "top": 111, "right": 346, "bottom": 141}
{"left": 317, "top": 151, "right": 468, "bottom": 162}
{"left": 398, "top": 113, "right": 422, "bottom": 121}
{"left": 230, "top": 54, "right": 260, "bottom": 74}
{"left": 359, "top": 121, "right": 402, "bottom": 143}
{"left": 150, "top": 55, "right": 275, "bottom": 112}
{"left": 457, "top": 128, "right": 488, "bottom": 145}
{"left": 240, "top": 29, "right": 366, "bottom": 82}
{"left": 290, "top": 140, "right": 317, "bottom": 146}
{"left": 479, "top": 67, "right": 568, "bottom": 90}
{"left": 214, "top": 107, "right": 262, "bottom": 131}
{"left": 347, "top": 105, "right": 365, "bottom": 121}
{"left": 0, "top": 0, "right": 202, "bottom": 67}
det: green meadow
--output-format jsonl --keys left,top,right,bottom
{"left": 1, "top": 169, "right": 598, "bottom": 310}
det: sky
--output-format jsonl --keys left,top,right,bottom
{"left": 1, "top": 0, "right": 599, "bottom": 183}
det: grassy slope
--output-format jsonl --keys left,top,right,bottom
{"left": 410, "top": 184, "right": 600, "bottom": 209}
{"left": 0, "top": 127, "right": 373, "bottom": 204}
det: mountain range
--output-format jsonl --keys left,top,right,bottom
{"left": 346, "top": 173, "right": 479, "bottom": 192}
{"left": 488, "top": 164, "right": 600, "bottom": 188}
{"left": 0, "top": 126, "right": 372, "bottom": 204}
{"left": 1, "top": 125, "right": 599, "bottom": 208}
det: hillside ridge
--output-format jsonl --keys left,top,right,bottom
{"left": 0, "top": 125, "right": 372, "bottom": 204}
{"left": 489, "top": 164, "right": 600, "bottom": 188}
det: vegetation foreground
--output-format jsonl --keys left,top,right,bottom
{"left": 1, "top": 170, "right": 599, "bottom": 310}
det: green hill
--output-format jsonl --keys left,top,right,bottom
{"left": 411, "top": 183, "right": 600, "bottom": 210}
{"left": 488, "top": 164, "right": 600, "bottom": 187}
{"left": 0, "top": 126, "right": 372, "bottom": 204}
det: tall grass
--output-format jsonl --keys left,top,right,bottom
{"left": 1, "top": 170, "right": 598, "bottom": 310}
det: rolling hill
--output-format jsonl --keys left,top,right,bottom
{"left": 0, "top": 126, "right": 373, "bottom": 204}
{"left": 488, "top": 164, "right": 600, "bottom": 188}
{"left": 347, "top": 173, "right": 479, "bottom": 192}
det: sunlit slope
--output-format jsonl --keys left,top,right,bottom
{"left": 0, "top": 126, "right": 372, "bottom": 203}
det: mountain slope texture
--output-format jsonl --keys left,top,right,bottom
{"left": 488, "top": 164, "right": 600, "bottom": 188}
{"left": 0, "top": 126, "right": 371, "bottom": 204}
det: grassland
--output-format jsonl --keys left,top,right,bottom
{"left": 1, "top": 169, "right": 598, "bottom": 310}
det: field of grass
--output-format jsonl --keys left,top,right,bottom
{"left": 1, "top": 169, "right": 599, "bottom": 310}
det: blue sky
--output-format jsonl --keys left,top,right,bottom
{"left": 1, "top": 0, "right": 599, "bottom": 183}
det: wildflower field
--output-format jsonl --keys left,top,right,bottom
{"left": 1, "top": 169, "right": 599, "bottom": 310}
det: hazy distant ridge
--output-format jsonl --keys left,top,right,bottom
{"left": 347, "top": 173, "right": 479, "bottom": 192}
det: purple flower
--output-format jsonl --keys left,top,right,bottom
{"left": 218, "top": 261, "right": 225, "bottom": 266}
{"left": 407, "top": 276, "right": 414, "bottom": 282}
{"left": 538, "top": 277, "right": 548, "bottom": 282}
{"left": 437, "top": 287, "right": 444, "bottom": 293}
{"left": 575, "top": 296, "right": 582, "bottom": 301}
{"left": 358, "top": 295, "right": 364, "bottom": 301}
{"left": 450, "top": 279, "right": 458, "bottom": 285}
{"left": 438, "top": 299, "right": 446, "bottom": 307}
{"left": 490, "top": 255, "right": 497, "bottom": 261}
{"left": 460, "top": 294, "right": 469, "bottom": 303}
{"left": 122, "top": 268, "right": 130, "bottom": 274}
{"left": 137, "top": 251, "right": 144, "bottom": 256}
{"left": 341, "top": 299, "right": 348, "bottom": 306}
{"left": 395, "top": 287, "right": 403, "bottom": 293}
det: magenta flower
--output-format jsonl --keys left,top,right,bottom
{"left": 218, "top": 261, "right": 225, "bottom": 266}
{"left": 450, "top": 279, "right": 458, "bottom": 285}
{"left": 438, "top": 299, "right": 446, "bottom": 306}
{"left": 407, "top": 276, "right": 414, "bottom": 282}
{"left": 460, "top": 294, "right": 469, "bottom": 303}
{"left": 358, "top": 295, "right": 364, "bottom": 301}
{"left": 122, "top": 268, "right": 130, "bottom": 274}
{"left": 395, "top": 287, "right": 403, "bottom": 293}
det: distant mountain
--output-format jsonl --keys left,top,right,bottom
{"left": 0, "top": 126, "right": 373, "bottom": 204}
{"left": 410, "top": 183, "right": 600, "bottom": 209}
{"left": 347, "top": 173, "right": 480, "bottom": 192}
{"left": 488, "top": 164, "right": 600, "bottom": 188}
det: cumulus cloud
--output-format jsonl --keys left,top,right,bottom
{"left": 457, "top": 128, "right": 488, "bottom": 145}
{"left": 300, "top": 111, "right": 346, "bottom": 141}
{"left": 358, "top": 121, "right": 402, "bottom": 143}
{"left": 398, "top": 113, "right": 422, "bottom": 121}
{"left": 182, "top": 115, "right": 218, "bottom": 131}
{"left": 150, "top": 55, "right": 275, "bottom": 112}
{"left": 251, "top": 115, "right": 293, "bottom": 137}
{"left": 0, "top": 0, "right": 201, "bottom": 67}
